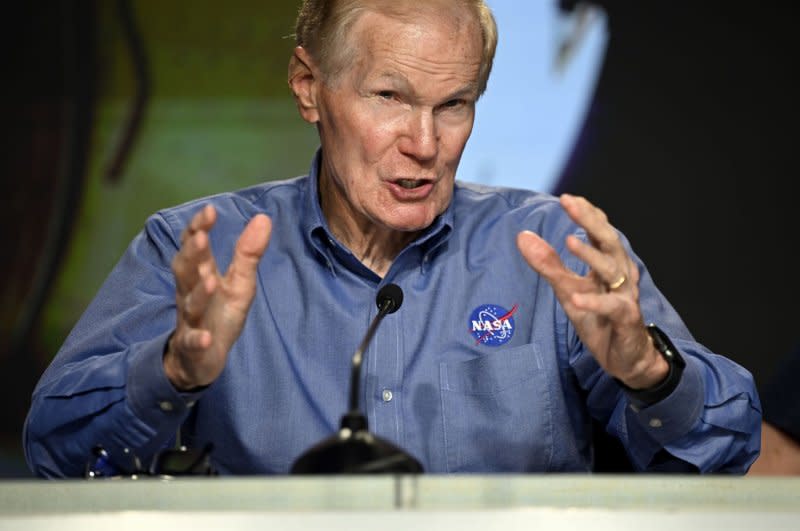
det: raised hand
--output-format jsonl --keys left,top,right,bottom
{"left": 164, "top": 204, "right": 272, "bottom": 390}
{"left": 516, "top": 194, "right": 667, "bottom": 389}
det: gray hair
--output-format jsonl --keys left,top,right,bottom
{"left": 293, "top": 0, "right": 498, "bottom": 95}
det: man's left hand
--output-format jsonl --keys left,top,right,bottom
{"left": 516, "top": 194, "right": 668, "bottom": 389}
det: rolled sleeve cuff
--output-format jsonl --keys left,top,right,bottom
{"left": 627, "top": 355, "right": 704, "bottom": 446}
{"left": 127, "top": 331, "right": 205, "bottom": 432}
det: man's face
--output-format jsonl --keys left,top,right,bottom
{"left": 313, "top": 6, "right": 483, "bottom": 236}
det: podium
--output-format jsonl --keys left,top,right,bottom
{"left": 1, "top": 475, "right": 799, "bottom": 530}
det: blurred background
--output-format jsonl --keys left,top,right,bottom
{"left": 3, "top": 1, "right": 797, "bottom": 476}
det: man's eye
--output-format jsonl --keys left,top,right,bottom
{"left": 443, "top": 99, "right": 464, "bottom": 108}
{"left": 377, "top": 91, "right": 395, "bottom": 100}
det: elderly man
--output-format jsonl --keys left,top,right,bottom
{"left": 24, "top": 0, "right": 759, "bottom": 477}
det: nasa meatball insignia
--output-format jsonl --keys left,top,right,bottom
{"left": 469, "top": 303, "right": 518, "bottom": 346}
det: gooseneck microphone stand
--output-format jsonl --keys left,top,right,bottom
{"left": 290, "top": 284, "right": 424, "bottom": 474}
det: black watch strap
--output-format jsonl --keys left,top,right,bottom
{"left": 616, "top": 324, "right": 686, "bottom": 407}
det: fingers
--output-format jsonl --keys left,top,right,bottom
{"left": 566, "top": 234, "right": 631, "bottom": 290}
{"left": 181, "top": 266, "right": 217, "bottom": 325}
{"left": 173, "top": 205, "right": 219, "bottom": 296}
{"left": 172, "top": 205, "right": 217, "bottom": 295}
{"left": 516, "top": 230, "right": 571, "bottom": 285}
{"left": 560, "top": 194, "right": 622, "bottom": 254}
{"left": 225, "top": 214, "right": 272, "bottom": 289}
{"left": 173, "top": 232, "right": 215, "bottom": 295}
{"left": 560, "top": 194, "right": 633, "bottom": 289}
{"left": 174, "top": 210, "right": 271, "bottom": 324}
{"left": 519, "top": 196, "right": 651, "bottom": 382}
{"left": 565, "top": 234, "right": 616, "bottom": 278}
{"left": 180, "top": 204, "right": 217, "bottom": 245}
{"left": 166, "top": 210, "right": 271, "bottom": 391}
{"left": 571, "top": 290, "right": 638, "bottom": 323}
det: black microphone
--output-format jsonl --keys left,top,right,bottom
{"left": 290, "top": 283, "right": 423, "bottom": 474}
{"left": 347, "top": 283, "right": 402, "bottom": 417}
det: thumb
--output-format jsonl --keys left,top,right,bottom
{"left": 226, "top": 214, "right": 272, "bottom": 285}
{"left": 516, "top": 230, "right": 562, "bottom": 282}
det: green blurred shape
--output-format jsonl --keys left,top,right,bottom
{"left": 41, "top": 2, "right": 319, "bottom": 356}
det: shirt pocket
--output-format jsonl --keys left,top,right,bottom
{"left": 439, "top": 343, "right": 554, "bottom": 472}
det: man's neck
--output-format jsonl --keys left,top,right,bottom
{"left": 319, "top": 174, "right": 418, "bottom": 278}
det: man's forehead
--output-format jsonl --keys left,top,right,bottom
{"left": 332, "top": 2, "right": 483, "bottom": 91}
{"left": 349, "top": 6, "right": 482, "bottom": 58}
{"left": 353, "top": 32, "right": 482, "bottom": 84}
{"left": 351, "top": 1, "right": 480, "bottom": 39}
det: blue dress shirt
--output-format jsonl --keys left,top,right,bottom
{"left": 24, "top": 151, "right": 761, "bottom": 477}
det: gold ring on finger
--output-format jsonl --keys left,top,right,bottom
{"left": 608, "top": 274, "right": 627, "bottom": 290}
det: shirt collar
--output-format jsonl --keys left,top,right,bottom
{"left": 301, "top": 149, "right": 328, "bottom": 240}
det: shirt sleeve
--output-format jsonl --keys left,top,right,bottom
{"left": 565, "top": 232, "right": 762, "bottom": 474}
{"left": 23, "top": 212, "right": 204, "bottom": 478}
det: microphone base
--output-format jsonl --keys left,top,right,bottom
{"left": 290, "top": 417, "right": 424, "bottom": 475}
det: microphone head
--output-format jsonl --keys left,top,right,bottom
{"left": 376, "top": 283, "right": 403, "bottom": 314}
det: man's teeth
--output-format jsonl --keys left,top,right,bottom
{"left": 397, "top": 179, "right": 423, "bottom": 189}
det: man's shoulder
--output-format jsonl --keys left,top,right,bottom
{"left": 451, "top": 181, "right": 579, "bottom": 241}
{"left": 453, "top": 180, "right": 562, "bottom": 214}
{"left": 153, "top": 175, "right": 309, "bottom": 226}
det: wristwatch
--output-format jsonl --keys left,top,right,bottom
{"left": 617, "top": 323, "right": 686, "bottom": 407}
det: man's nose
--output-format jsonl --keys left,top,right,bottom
{"left": 398, "top": 110, "right": 439, "bottom": 162}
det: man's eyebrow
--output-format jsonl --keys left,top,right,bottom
{"left": 372, "top": 71, "right": 479, "bottom": 100}
{"left": 445, "top": 83, "right": 480, "bottom": 99}
{"left": 374, "top": 70, "right": 412, "bottom": 87}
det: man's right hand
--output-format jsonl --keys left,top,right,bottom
{"left": 164, "top": 204, "right": 272, "bottom": 390}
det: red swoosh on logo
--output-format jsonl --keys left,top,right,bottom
{"left": 474, "top": 303, "right": 519, "bottom": 345}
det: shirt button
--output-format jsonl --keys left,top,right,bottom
{"left": 382, "top": 389, "right": 393, "bottom": 402}
{"left": 159, "top": 401, "right": 174, "bottom": 412}
{"left": 649, "top": 418, "right": 663, "bottom": 428}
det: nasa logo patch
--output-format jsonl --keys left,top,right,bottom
{"left": 469, "top": 304, "right": 518, "bottom": 346}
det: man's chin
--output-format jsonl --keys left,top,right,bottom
{"left": 373, "top": 200, "right": 449, "bottom": 233}
{"left": 382, "top": 213, "right": 439, "bottom": 233}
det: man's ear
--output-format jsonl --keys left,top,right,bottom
{"left": 288, "top": 46, "right": 320, "bottom": 124}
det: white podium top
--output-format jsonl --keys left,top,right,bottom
{"left": 1, "top": 475, "right": 798, "bottom": 530}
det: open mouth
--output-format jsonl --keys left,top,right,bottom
{"left": 395, "top": 179, "right": 429, "bottom": 189}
